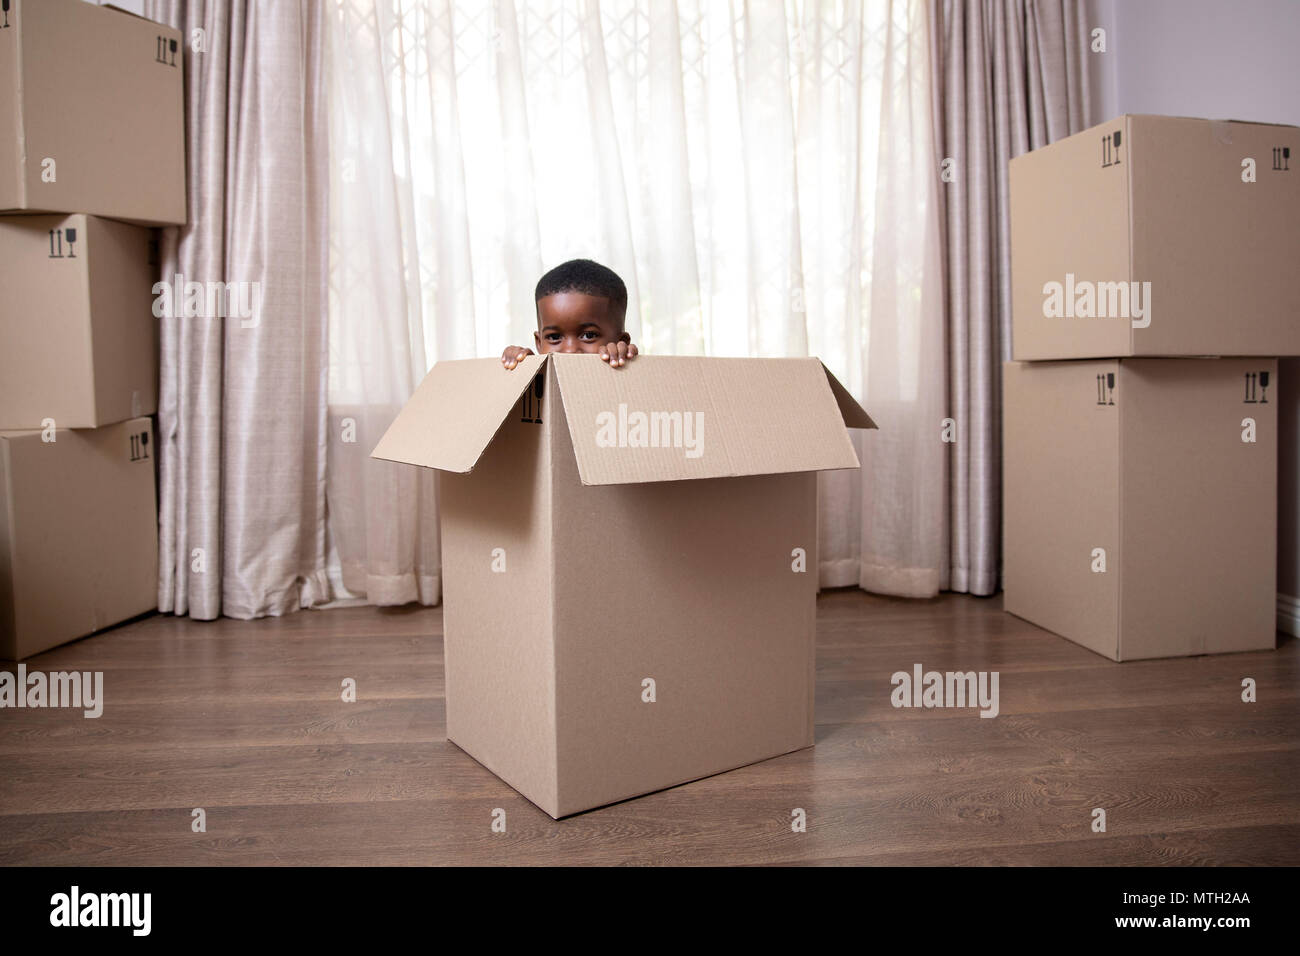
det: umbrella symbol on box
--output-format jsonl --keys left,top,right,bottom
{"left": 1101, "top": 130, "right": 1122, "bottom": 167}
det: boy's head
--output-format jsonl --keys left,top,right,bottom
{"left": 534, "top": 258, "right": 629, "bottom": 354}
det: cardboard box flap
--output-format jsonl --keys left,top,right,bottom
{"left": 552, "top": 354, "right": 865, "bottom": 486}
{"left": 370, "top": 354, "right": 546, "bottom": 472}
{"left": 822, "top": 365, "right": 877, "bottom": 429}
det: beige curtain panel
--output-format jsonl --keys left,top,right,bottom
{"left": 146, "top": 0, "right": 331, "bottom": 619}
{"left": 929, "top": 0, "right": 1092, "bottom": 596}
{"left": 325, "top": 0, "right": 949, "bottom": 605}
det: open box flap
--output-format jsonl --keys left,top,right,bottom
{"left": 370, "top": 354, "right": 546, "bottom": 472}
{"left": 552, "top": 354, "right": 870, "bottom": 486}
{"left": 821, "top": 364, "right": 877, "bottom": 429}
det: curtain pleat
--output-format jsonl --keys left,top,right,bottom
{"left": 146, "top": 0, "right": 330, "bottom": 619}
{"left": 929, "top": 0, "right": 1092, "bottom": 596}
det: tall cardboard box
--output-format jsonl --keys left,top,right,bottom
{"left": 0, "top": 214, "right": 159, "bottom": 429}
{"left": 0, "top": 418, "right": 159, "bottom": 660}
{"left": 1003, "top": 358, "right": 1277, "bottom": 661}
{"left": 372, "top": 354, "right": 875, "bottom": 818}
{"left": 1010, "top": 115, "right": 1300, "bottom": 360}
{"left": 0, "top": 0, "right": 186, "bottom": 225}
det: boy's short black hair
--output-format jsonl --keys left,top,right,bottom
{"left": 535, "top": 258, "right": 628, "bottom": 330}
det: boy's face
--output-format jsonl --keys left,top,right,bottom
{"left": 535, "top": 292, "right": 630, "bottom": 354}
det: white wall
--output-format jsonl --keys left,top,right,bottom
{"left": 1087, "top": 0, "right": 1300, "bottom": 631}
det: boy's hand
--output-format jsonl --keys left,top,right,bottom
{"left": 600, "top": 341, "right": 638, "bottom": 368}
{"left": 501, "top": 345, "right": 534, "bottom": 370}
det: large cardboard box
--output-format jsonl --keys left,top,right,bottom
{"left": 1010, "top": 115, "right": 1300, "bottom": 360}
{"left": 1003, "top": 358, "right": 1277, "bottom": 661}
{"left": 0, "top": 417, "right": 159, "bottom": 660}
{"left": 372, "top": 354, "right": 875, "bottom": 818}
{"left": 0, "top": 214, "right": 158, "bottom": 430}
{"left": 0, "top": 0, "right": 185, "bottom": 225}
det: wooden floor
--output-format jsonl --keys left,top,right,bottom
{"left": 1, "top": 590, "right": 1296, "bottom": 866}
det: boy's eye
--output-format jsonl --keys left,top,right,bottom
{"left": 580, "top": 330, "right": 599, "bottom": 341}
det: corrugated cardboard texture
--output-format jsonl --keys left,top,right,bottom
{"left": 1003, "top": 360, "right": 1121, "bottom": 659}
{"left": 0, "top": 0, "right": 185, "bottom": 225}
{"left": 371, "top": 354, "right": 875, "bottom": 483}
{"left": 552, "top": 354, "right": 863, "bottom": 485}
{"left": 0, "top": 418, "right": 158, "bottom": 660}
{"left": 437, "top": 365, "right": 559, "bottom": 814}
{"left": 550, "top": 370, "right": 818, "bottom": 816}
{"left": 377, "top": 355, "right": 867, "bottom": 817}
{"left": 1119, "top": 359, "right": 1276, "bottom": 659}
{"left": 1010, "top": 116, "right": 1131, "bottom": 361}
{"left": 0, "top": 214, "right": 158, "bottom": 429}
{"left": 370, "top": 355, "right": 545, "bottom": 473}
{"left": 1004, "top": 358, "right": 1277, "bottom": 661}
{"left": 1010, "top": 115, "right": 1300, "bottom": 359}
{"left": 1129, "top": 118, "right": 1300, "bottom": 356}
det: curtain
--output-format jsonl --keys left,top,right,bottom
{"left": 145, "top": 0, "right": 331, "bottom": 619}
{"left": 929, "top": 0, "right": 1092, "bottom": 596}
{"left": 325, "top": 0, "right": 946, "bottom": 604}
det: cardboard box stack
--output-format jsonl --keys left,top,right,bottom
{"left": 373, "top": 354, "right": 876, "bottom": 818}
{"left": 1004, "top": 114, "right": 1299, "bottom": 661}
{"left": 0, "top": 0, "right": 185, "bottom": 659}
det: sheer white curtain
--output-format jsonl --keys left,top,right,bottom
{"left": 324, "top": 0, "right": 945, "bottom": 603}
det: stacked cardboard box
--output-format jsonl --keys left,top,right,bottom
{"left": 1004, "top": 114, "right": 1299, "bottom": 660}
{"left": 0, "top": 0, "right": 186, "bottom": 659}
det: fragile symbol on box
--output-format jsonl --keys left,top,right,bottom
{"left": 1273, "top": 146, "right": 1291, "bottom": 172}
{"left": 1242, "top": 371, "right": 1269, "bottom": 404}
{"left": 47, "top": 227, "right": 76, "bottom": 258}
{"left": 1, "top": 0, "right": 10, "bottom": 30}
{"left": 129, "top": 431, "right": 150, "bottom": 462}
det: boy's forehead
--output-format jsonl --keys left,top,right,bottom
{"left": 537, "top": 291, "right": 613, "bottom": 324}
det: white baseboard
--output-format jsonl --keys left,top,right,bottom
{"left": 1278, "top": 593, "right": 1300, "bottom": 638}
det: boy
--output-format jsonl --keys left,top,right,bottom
{"left": 501, "top": 258, "right": 638, "bottom": 370}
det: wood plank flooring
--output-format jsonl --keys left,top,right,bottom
{"left": 1, "top": 590, "right": 1295, "bottom": 865}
